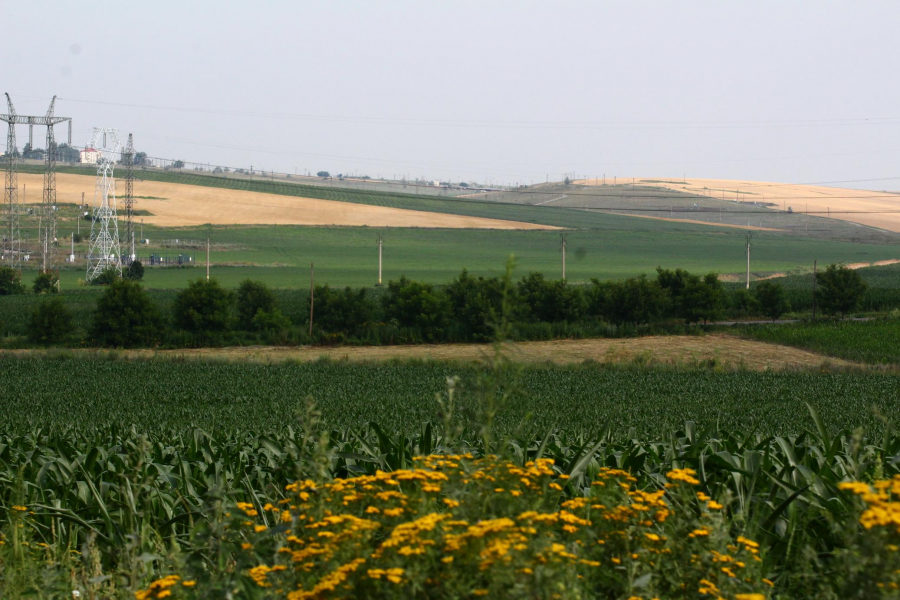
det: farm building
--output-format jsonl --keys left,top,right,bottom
{"left": 80, "top": 147, "right": 100, "bottom": 164}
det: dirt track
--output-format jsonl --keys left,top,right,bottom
{"left": 577, "top": 177, "right": 900, "bottom": 233}
{"left": 17, "top": 172, "right": 556, "bottom": 230}
{"left": 7, "top": 334, "right": 853, "bottom": 371}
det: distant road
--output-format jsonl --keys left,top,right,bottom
{"left": 535, "top": 195, "right": 567, "bottom": 206}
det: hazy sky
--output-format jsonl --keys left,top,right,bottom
{"left": 5, "top": 1, "right": 900, "bottom": 188}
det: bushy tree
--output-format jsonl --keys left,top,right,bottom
{"left": 236, "top": 279, "right": 277, "bottom": 330}
{"left": 252, "top": 308, "right": 292, "bottom": 332}
{"left": 754, "top": 281, "right": 789, "bottom": 322}
{"left": 586, "top": 279, "right": 616, "bottom": 319}
{"left": 604, "top": 276, "right": 667, "bottom": 325}
{"left": 517, "top": 272, "right": 585, "bottom": 323}
{"left": 33, "top": 271, "right": 59, "bottom": 294}
{"left": 125, "top": 260, "right": 145, "bottom": 281}
{"left": 27, "top": 297, "right": 73, "bottom": 344}
{"left": 91, "top": 279, "right": 159, "bottom": 347}
{"left": 656, "top": 267, "right": 692, "bottom": 305}
{"left": 728, "top": 288, "right": 759, "bottom": 317}
{"left": 657, "top": 268, "right": 723, "bottom": 324}
{"left": 90, "top": 267, "right": 120, "bottom": 286}
{"left": 382, "top": 277, "right": 451, "bottom": 340}
{"left": 679, "top": 273, "right": 724, "bottom": 324}
{"left": 313, "top": 285, "right": 373, "bottom": 334}
{"left": 445, "top": 269, "right": 507, "bottom": 339}
{"left": 173, "top": 278, "right": 234, "bottom": 333}
{"left": 0, "top": 267, "right": 25, "bottom": 295}
{"left": 816, "top": 264, "right": 868, "bottom": 318}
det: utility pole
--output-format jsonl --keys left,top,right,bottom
{"left": 206, "top": 233, "right": 210, "bottom": 280}
{"left": 560, "top": 233, "right": 568, "bottom": 280}
{"left": 745, "top": 232, "right": 752, "bottom": 290}
{"left": 376, "top": 233, "right": 383, "bottom": 286}
{"left": 812, "top": 260, "right": 817, "bottom": 319}
{"left": 309, "top": 263, "right": 315, "bottom": 336}
{"left": 123, "top": 134, "right": 135, "bottom": 264}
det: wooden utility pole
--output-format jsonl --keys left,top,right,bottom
{"left": 560, "top": 233, "right": 568, "bottom": 280}
{"left": 812, "top": 260, "right": 818, "bottom": 319}
{"left": 309, "top": 263, "right": 315, "bottom": 336}
{"left": 206, "top": 234, "right": 210, "bottom": 280}
{"left": 745, "top": 233, "right": 752, "bottom": 289}
{"left": 376, "top": 233, "right": 384, "bottom": 286}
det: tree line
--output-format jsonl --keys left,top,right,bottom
{"left": 0, "top": 263, "right": 868, "bottom": 348}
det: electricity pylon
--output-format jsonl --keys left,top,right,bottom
{"left": 86, "top": 128, "right": 123, "bottom": 281}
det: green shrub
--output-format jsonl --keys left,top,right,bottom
{"left": 91, "top": 279, "right": 159, "bottom": 347}
{"left": 754, "top": 281, "right": 789, "bottom": 322}
{"left": 817, "top": 263, "right": 868, "bottom": 318}
{"left": 26, "top": 297, "right": 73, "bottom": 344}
{"left": 586, "top": 278, "right": 615, "bottom": 318}
{"left": 0, "top": 267, "right": 25, "bottom": 295}
{"left": 657, "top": 268, "right": 723, "bottom": 324}
{"left": 729, "top": 288, "right": 759, "bottom": 316}
{"left": 251, "top": 308, "right": 292, "bottom": 332}
{"left": 173, "top": 278, "right": 234, "bottom": 333}
{"left": 90, "top": 267, "right": 120, "bottom": 286}
{"left": 445, "top": 269, "right": 507, "bottom": 339}
{"left": 313, "top": 285, "right": 372, "bottom": 334}
{"left": 604, "top": 275, "right": 667, "bottom": 325}
{"left": 680, "top": 272, "right": 724, "bottom": 324}
{"left": 32, "top": 271, "right": 58, "bottom": 294}
{"left": 125, "top": 260, "right": 145, "bottom": 281}
{"left": 383, "top": 277, "right": 451, "bottom": 341}
{"left": 517, "top": 272, "right": 585, "bottom": 322}
{"left": 236, "top": 279, "right": 277, "bottom": 329}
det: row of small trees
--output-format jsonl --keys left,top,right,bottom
{"left": 16, "top": 263, "right": 869, "bottom": 348}
{"left": 0, "top": 262, "right": 145, "bottom": 297}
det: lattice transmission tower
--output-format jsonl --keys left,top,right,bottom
{"left": 39, "top": 96, "right": 60, "bottom": 274}
{"left": 1, "top": 94, "right": 71, "bottom": 271}
{"left": 1, "top": 94, "right": 19, "bottom": 268}
{"left": 86, "top": 128, "right": 123, "bottom": 281}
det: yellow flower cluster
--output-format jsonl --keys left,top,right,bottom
{"left": 154, "top": 455, "right": 769, "bottom": 598}
{"left": 840, "top": 476, "right": 900, "bottom": 531}
{"left": 134, "top": 575, "right": 195, "bottom": 600}
{"left": 667, "top": 468, "right": 701, "bottom": 486}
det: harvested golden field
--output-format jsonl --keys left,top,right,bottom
{"left": 9, "top": 334, "right": 854, "bottom": 371}
{"left": 17, "top": 172, "right": 554, "bottom": 230}
{"left": 576, "top": 177, "right": 900, "bottom": 233}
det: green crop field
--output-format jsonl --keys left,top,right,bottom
{"left": 18, "top": 223, "right": 900, "bottom": 290}
{"left": 3, "top": 355, "right": 898, "bottom": 436}
{"left": 739, "top": 317, "right": 900, "bottom": 365}
{"left": 4, "top": 353, "right": 900, "bottom": 597}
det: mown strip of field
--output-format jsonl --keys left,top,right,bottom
{"left": 1, "top": 333, "right": 860, "bottom": 370}
{"left": 2, "top": 355, "right": 897, "bottom": 436}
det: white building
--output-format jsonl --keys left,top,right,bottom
{"left": 80, "top": 147, "right": 100, "bottom": 164}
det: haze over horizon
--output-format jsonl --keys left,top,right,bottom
{"left": 5, "top": 1, "right": 900, "bottom": 190}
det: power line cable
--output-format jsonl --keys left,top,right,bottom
{"left": 51, "top": 96, "right": 900, "bottom": 130}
